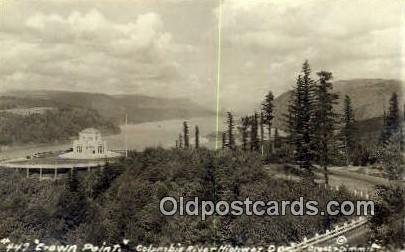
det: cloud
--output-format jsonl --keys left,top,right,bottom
{"left": 0, "top": 0, "right": 402, "bottom": 114}
{"left": 0, "top": 8, "right": 186, "bottom": 96}
{"left": 24, "top": 10, "right": 171, "bottom": 55}
{"left": 212, "top": 0, "right": 404, "bottom": 112}
{"left": 25, "top": 9, "right": 112, "bottom": 42}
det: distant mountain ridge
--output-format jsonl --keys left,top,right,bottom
{"left": 1, "top": 90, "right": 215, "bottom": 124}
{"left": 272, "top": 79, "right": 403, "bottom": 129}
{"left": 271, "top": 78, "right": 403, "bottom": 143}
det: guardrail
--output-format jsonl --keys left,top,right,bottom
{"left": 285, "top": 216, "right": 368, "bottom": 251}
{"left": 283, "top": 183, "right": 372, "bottom": 251}
{"left": 0, "top": 161, "right": 107, "bottom": 169}
{"left": 319, "top": 183, "right": 372, "bottom": 200}
{"left": 0, "top": 150, "right": 123, "bottom": 170}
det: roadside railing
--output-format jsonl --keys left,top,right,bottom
{"left": 285, "top": 216, "right": 368, "bottom": 251}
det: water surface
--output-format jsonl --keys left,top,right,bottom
{"left": 0, "top": 116, "right": 222, "bottom": 159}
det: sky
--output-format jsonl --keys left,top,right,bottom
{"left": 0, "top": 0, "right": 403, "bottom": 113}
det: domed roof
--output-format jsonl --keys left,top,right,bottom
{"left": 80, "top": 128, "right": 101, "bottom": 134}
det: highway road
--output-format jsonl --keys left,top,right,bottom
{"left": 265, "top": 164, "right": 404, "bottom": 250}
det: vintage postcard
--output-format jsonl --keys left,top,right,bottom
{"left": 0, "top": 0, "right": 403, "bottom": 251}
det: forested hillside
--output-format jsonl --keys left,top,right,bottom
{"left": 0, "top": 107, "right": 120, "bottom": 145}
{"left": 2, "top": 90, "right": 214, "bottom": 124}
{"left": 0, "top": 148, "right": 355, "bottom": 247}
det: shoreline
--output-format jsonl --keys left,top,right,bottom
{"left": 0, "top": 115, "right": 220, "bottom": 159}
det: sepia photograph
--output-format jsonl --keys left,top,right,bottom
{"left": 0, "top": 0, "right": 404, "bottom": 251}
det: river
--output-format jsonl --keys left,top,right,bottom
{"left": 0, "top": 116, "right": 223, "bottom": 160}
{"left": 105, "top": 116, "right": 222, "bottom": 151}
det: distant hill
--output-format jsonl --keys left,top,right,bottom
{"left": 273, "top": 79, "right": 403, "bottom": 127}
{"left": 272, "top": 79, "right": 403, "bottom": 143}
{"left": 1, "top": 90, "right": 215, "bottom": 124}
{"left": 0, "top": 107, "right": 120, "bottom": 145}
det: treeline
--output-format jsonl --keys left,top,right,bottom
{"left": 0, "top": 107, "right": 120, "bottom": 145}
{"left": 213, "top": 61, "right": 403, "bottom": 183}
{"left": 0, "top": 96, "right": 55, "bottom": 110}
{"left": 0, "top": 148, "right": 356, "bottom": 247}
{"left": 369, "top": 184, "right": 405, "bottom": 249}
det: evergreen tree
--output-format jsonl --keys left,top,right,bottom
{"left": 401, "top": 105, "right": 404, "bottom": 151}
{"left": 67, "top": 168, "right": 80, "bottom": 193}
{"left": 380, "top": 109, "right": 388, "bottom": 145}
{"left": 285, "top": 87, "right": 298, "bottom": 157}
{"left": 183, "top": 121, "right": 189, "bottom": 148}
{"left": 195, "top": 125, "right": 200, "bottom": 149}
{"left": 382, "top": 132, "right": 403, "bottom": 180}
{"left": 380, "top": 93, "right": 401, "bottom": 146}
{"left": 259, "top": 112, "right": 265, "bottom": 154}
{"left": 262, "top": 91, "right": 274, "bottom": 146}
{"left": 286, "top": 61, "right": 317, "bottom": 178}
{"left": 238, "top": 116, "right": 249, "bottom": 151}
{"left": 222, "top": 132, "right": 227, "bottom": 150}
{"left": 286, "top": 76, "right": 300, "bottom": 155}
{"left": 250, "top": 113, "right": 260, "bottom": 151}
{"left": 274, "top": 128, "right": 279, "bottom": 149}
{"left": 370, "top": 185, "right": 405, "bottom": 248}
{"left": 92, "top": 163, "right": 124, "bottom": 199}
{"left": 202, "top": 158, "right": 217, "bottom": 202}
{"left": 341, "top": 95, "right": 356, "bottom": 165}
{"left": 386, "top": 93, "right": 400, "bottom": 139}
{"left": 313, "top": 71, "right": 338, "bottom": 185}
{"left": 179, "top": 133, "right": 183, "bottom": 148}
{"left": 56, "top": 170, "right": 89, "bottom": 236}
{"left": 227, "top": 112, "right": 235, "bottom": 149}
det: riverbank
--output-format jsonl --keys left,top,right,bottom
{"left": 0, "top": 116, "right": 221, "bottom": 160}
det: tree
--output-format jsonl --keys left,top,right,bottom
{"left": 238, "top": 116, "right": 249, "bottom": 151}
{"left": 227, "top": 112, "right": 235, "bottom": 150}
{"left": 287, "top": 61, "right": 317, "bottom": 178}
{"left": 378, "top": 93, "right": 402, "bottom": 180}
{"left": 67, "top": 169, "right": 80, "bottom": 193}
{"left": 250, "top": 113, "right": 260, "bottom": 151}
{"left": 56, "top": 170, "right": 89, "bottom": 236}
{"left": 286, "top": 76, "right": 299, "bottom": 155}
{"left": 313, "top": 71, "right": 338, "bottom": 185}
{"left": 262, "top": 91, "right": 274, "bottom": 142}
{"left": 285, "top": 87, "right": 297, "bottom": 158}
{"left": 341, "top": 95, "right": 356, "bottom": 165}
{"left": 387, "top": 93, "right": 400, "bottom": 134}
{"left": 222, "top": 132, "right": 227, "bottom": 150}
{"left": 274, "top": 128, "right": 279, "bottom": 149}
{"left": 382, "top": 132, "right": 403, "bottom": 180}
{"left": 183, "top": 121, "right": 189, "bottom": 148}
{"left": 91, "top": 163, "right": 124, "bottom": 199}
{"left": 179, "top": 133, "right": 183, "bottom": 148}
{"left": 381, "top": 93, "right": 400, "bottom": 145}
{"left": 401, "top": 105, "right": 404, "bottom": 151}
{"left": 259, "top": 112, "right": 265, "bottom": 155}
{"left": 370, "top": 185, "right": 405, "bottom": 249}
{"left": 195, "top": 125, "right": 200, "bottom": 149}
